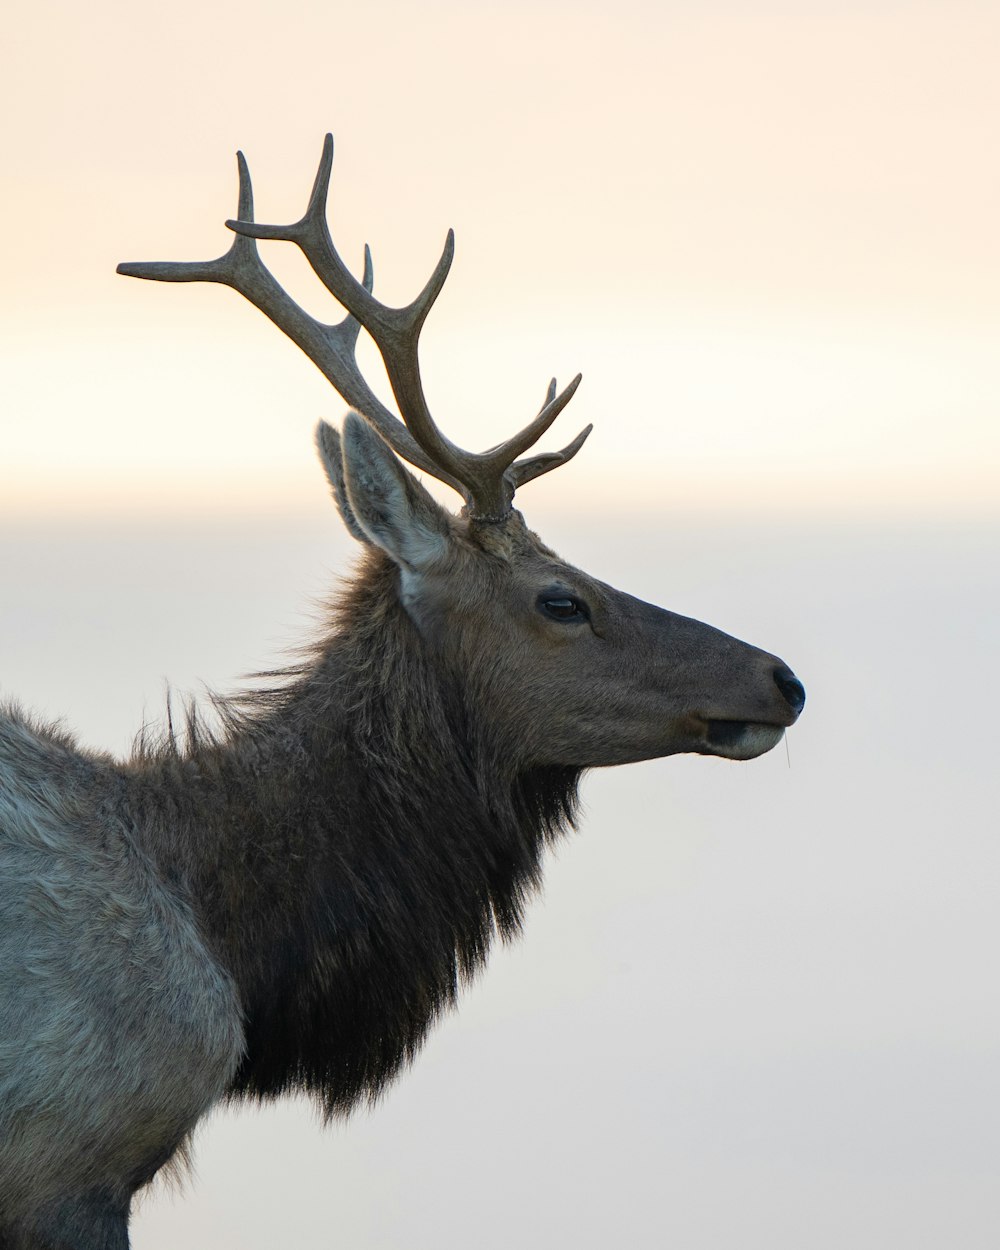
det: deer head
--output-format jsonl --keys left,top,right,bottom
{"left": 118, "top": 135, "right": 804, "bottom": 768}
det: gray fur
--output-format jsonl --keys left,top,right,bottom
{"left": 0, "top": 709, "right": 243, "bottom": 1238}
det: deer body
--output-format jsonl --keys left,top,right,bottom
{"left": 0, "top": 138, "right": 804, "bottom": 1249}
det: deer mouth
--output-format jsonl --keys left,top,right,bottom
{"left": 702, "top": 719, "right": 786, "bottom": 761}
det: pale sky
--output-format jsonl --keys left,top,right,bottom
{"left": 2, "top": 5, "right": 1000, "bottom": 1246}
{"left": 2, "top": 0, "right": 998, "bottom": 517}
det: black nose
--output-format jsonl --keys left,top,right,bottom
{"left": 773, "top": 666, "right": 806, "bottom": 717}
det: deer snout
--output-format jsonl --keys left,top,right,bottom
{"left": 773, "top": 665, "right": 806, "bottom": 720}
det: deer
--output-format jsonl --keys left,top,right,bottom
{"left": 0, "top": 135, "right": 804, "bottom": 1250}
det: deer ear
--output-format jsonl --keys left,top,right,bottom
{"left": 338, "top": 412, "right": 452, "bottom": 571}
{"left": 316, "top": 420, "right": 372, "bottom": 546}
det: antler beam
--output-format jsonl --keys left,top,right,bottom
{"left": 118, "top": 135, "right": 591, "bottom": 521}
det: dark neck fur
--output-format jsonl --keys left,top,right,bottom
{"left": 127, "top": 554, "right": 580, "bottom": 1116}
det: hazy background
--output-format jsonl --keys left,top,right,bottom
{"left": 1, "top": 0, "right": 998, "bottom": 1246}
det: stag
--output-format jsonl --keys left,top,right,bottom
{"left": 0, "top": 136, "right": 804, "bottom": 1249}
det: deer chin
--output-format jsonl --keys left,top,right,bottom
{"left": 701, "top": 719, "right": 786, "bottom": 761}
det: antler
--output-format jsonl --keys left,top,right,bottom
{"left": 117, "top": 135, "right": 591, "bottom": 521}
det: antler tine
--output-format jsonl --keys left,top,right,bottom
{"left": 504, "top": 377, "right": 592, "bottom": 488}
{"left": 482, "top": 374, "right": 582, "bottom": 467}
{"left": 117, "top": 150, "right": 260, "bottom": 287}
{"left": 508, "top": 423, "right": 594, "bottom": 490}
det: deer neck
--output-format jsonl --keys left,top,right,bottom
{"left": 132, "top": 559, "right": 580, "bottom": 1113}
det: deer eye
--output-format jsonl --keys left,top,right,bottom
{"left": 539, "top": 595, "right": 588, "bottom": 622}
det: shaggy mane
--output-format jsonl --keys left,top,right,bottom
{"left": 122, "top": 550, "right": 582, "bottom": 1117}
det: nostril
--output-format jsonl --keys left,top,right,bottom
{"left": 773, "top": 666, "right": 806, "bottom": 716}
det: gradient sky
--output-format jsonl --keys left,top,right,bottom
{"left": 2, "top": 0, "right": 997, "bottom": 517}
{"left": 2, "top": 4, "right": 999, "bottom": 1247}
